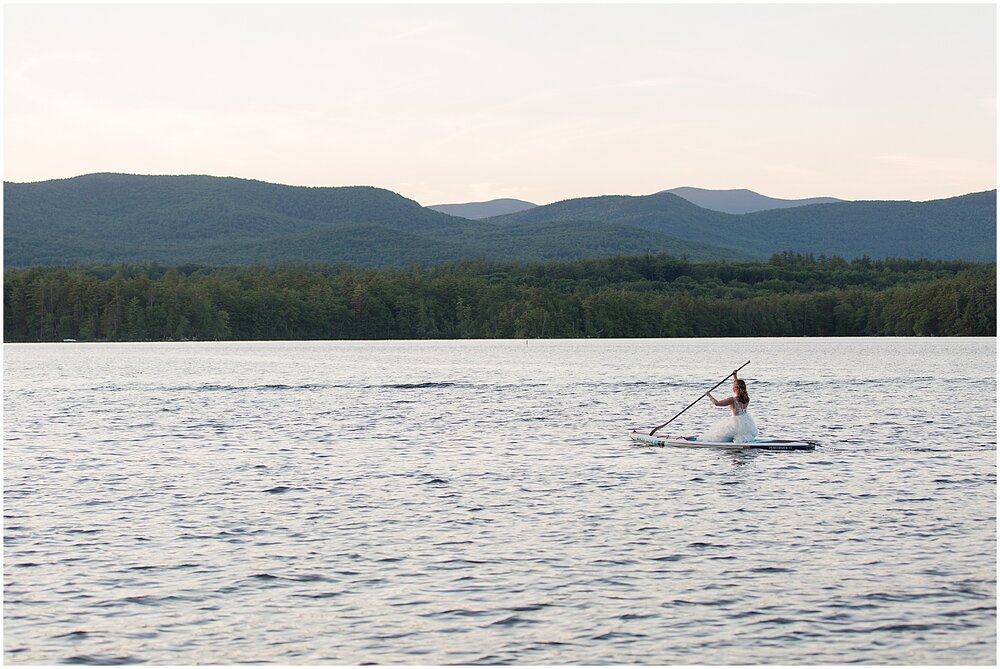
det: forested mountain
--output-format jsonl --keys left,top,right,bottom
{"left": 4, "top": 173, "right": 995, "bottom": 267}
{"left": 487, "top": 191, "right": 732, "bottom": 233}
{"left": 736, "top": 193, "right": 997, "bottom": 261}
{"left": 488, "top": 190, "right": 997, "bottom": 261}
{"left": 663, "top": 187, "right": 843, "bottom": 214}
{"left": 3, "top": 174, "right": 743, "bottom": 267}
{"left": 3, "top": 173, "right": 481, "bottom": 267}
{"left": 427, "top": 198, "right": 537, "bottom": 219}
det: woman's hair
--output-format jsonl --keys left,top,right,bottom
{"left": 736, "top": 379, "right": 749, "bottom": 405}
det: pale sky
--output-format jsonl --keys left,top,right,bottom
{"left": 4, "top": 2, "right": 997, "bottom": 205}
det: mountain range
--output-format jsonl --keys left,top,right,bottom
{"left": 659, "top": 187, "right": 844, "bottom": 214}
{"left": 426, "top": 187, "right": 843, "bottom": 219}
{"left": 3, "top": 173, "right": 995, "bottom": 268}
{"left": 427, "top": 198, "right": 537, "bottom": 219}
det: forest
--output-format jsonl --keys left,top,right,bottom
{"left": 4, "top": 253, "right": 995, "bottom": 342}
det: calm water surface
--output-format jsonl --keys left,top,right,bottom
{"left": 4, "top": 338, "right": 996, "bottom": 664}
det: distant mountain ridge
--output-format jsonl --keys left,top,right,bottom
{"left": 3, "top": 173, "right": 995, "bottom": 268}
{"left": 429, "top": 187, "right": 845, "bottom": 217}
{"left": 487, "top": 189, "right": 996, "bottom": 262}
{"left": 662, "top": 186, "right": 844, "bottom": 214}
{"left": 428, "top": 198, "right": 537, "bottom": 219}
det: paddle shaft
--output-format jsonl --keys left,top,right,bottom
{"left": 649, "top": 360, "right": 751, "bottom": 436}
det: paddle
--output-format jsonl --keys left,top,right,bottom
{"left": 649, "top": 360, "right": 750, "bottom": 436}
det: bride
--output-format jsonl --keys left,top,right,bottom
{"left": 702, "top": 369, "right": 759, "bottom": 443}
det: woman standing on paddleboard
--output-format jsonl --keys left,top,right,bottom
{"left": 702, "top": 369, "right": 759, "bottom": 443}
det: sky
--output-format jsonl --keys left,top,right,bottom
{"left": 3, "top": 2, "right": 997, "bottom": 205}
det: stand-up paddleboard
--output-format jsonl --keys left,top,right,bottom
{"left": 630, "top": 431, "right": 817, "bottom": 451}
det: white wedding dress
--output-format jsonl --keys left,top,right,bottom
{"left": 700, "top": 397, "right": 759, "bottom": 443}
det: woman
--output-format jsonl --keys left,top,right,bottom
{"left": 701, "top": 369, "right": 759, "bottom": 443}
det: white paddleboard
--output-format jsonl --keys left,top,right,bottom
{"left": 630, "top": 430, "right": 817, "bottom": 451}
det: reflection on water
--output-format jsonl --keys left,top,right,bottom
{"left": 4, "top": 338, "right": 996, "bottom": 664}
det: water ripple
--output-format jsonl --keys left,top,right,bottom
{"left": 3, "top": 338, "right": 996, "bottom": 665}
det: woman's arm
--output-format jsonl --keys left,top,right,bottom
{"left": 704, "top": 392, "right": 734, "bottom": 407}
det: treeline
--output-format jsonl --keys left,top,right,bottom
{"left": 4, "top": 253, "right": 995, "bottom": 342}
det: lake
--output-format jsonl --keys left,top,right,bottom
{"left": 3, "top": 338, "right": 996, "bottom": 664}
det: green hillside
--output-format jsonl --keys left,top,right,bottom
{"left": 456, "top": 219, "right": 749, "bottom": 262}
{"left": 4, "top": 173, "right": 743, "bottom": 267}
{"left": 735, "top": 192, "right": 997, "bottom": 261}
{"left": 3, "top": 173, "right": 479, "bottom": 266}
{"left": 4, "top": 173, "right": 995, "bottom": 267}
{"left": 489, "top": 190, "right": 996, "bottom": 262}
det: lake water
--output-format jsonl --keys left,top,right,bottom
{"left": 3, "top": 338, "right": 996, "bottom": 664}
